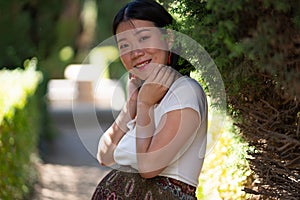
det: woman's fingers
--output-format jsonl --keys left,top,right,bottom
{"left": 146, "top": 64, "right": 165, "bottom": 83}
{"left": 146, "top": 65, "right": 173, "bottom": 86}
{"left": 164, "top": 67, "right": 177, "bottom": 88}
{"left": 152, "top": 65, "right": 178, "bottom": 88}
{"left": 137, "top": 64, "right": 181, "bottom": 105}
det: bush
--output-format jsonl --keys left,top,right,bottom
{"left": 197, "top": 115, "right": 253, "bottom": 200}
{"left": 160, "top": 0, "right": 300, "bottom": 198}
{"left": 191, "top": 71, "right": 253, "bottom": 199}
{"left": 0, "top": 62, "right": 42, "bottom": 199}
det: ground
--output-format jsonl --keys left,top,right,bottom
{"left": 32, "top": 102, "right": 114, "bottom": 200}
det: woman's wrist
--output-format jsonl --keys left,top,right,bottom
{"left": 115, "top": 100, "right": 136, "bottom": 132}
{"left": 137, "top": 101, "right": 153, "bottom": 108}
{"left": 127, "top": 97, "right": 137, "bottom": 119}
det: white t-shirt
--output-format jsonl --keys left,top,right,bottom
{"left": 114, "top": 76, "right": 208, "bottom": 187}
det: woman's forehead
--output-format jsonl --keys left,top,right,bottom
{"left": 116, "top": 19, "right": 156, "bottom": 34}
{"left": 115, "top": 22, "right": 164, "bottom": 44}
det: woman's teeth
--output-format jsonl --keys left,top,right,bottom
{"left": 135, "top": 60, "right": 150, "bottom": 68}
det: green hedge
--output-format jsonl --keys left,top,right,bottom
{"left": 0, "top": 62, "right": 42, "bottom": 200}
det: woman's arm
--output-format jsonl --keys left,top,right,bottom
{"left": 135, "top": 65, "right": 200, "bottom": 178}
{"left": 97, "top": 77, "right": 141, "bottom": 166}
{"left": 97, "top": 101, "right": 132, "bottom": 166}
{"left": 136, "top": 106, "right": 200, "bottom": 178}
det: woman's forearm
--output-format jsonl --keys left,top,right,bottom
{"left": 136, "top": 102, "right": 155, "bottom": 153}
{"left": 136, "top": 102, "right": 170, "bottom": 178}
{"left": 97, "top": 100, "right": 135, "bottom": 166}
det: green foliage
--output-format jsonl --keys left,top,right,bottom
{"left": 0, "top": 0, "right": 83, "bottom": 78}
{"left": 197, "top": 117, "right": 253, "bottom": 200}
{"left": 165, "top": 0, "right": 300, "bottom": 99}
{"left": 0, "top": 63, "right": 42, "bottom": 199}
{"left": 160, "top": 0, "right": 300, "bottom": 198}
{"left": 0, "top": 0, "right": 60, "bottom": 68}
{"left": 191, "top": 71, "right": 252, "bottom": 199}
{"left": 96, "top": 0, "right": 130, "bottom": 41}
{"left": 0, "top": 59, "right": 42, "bottom": 124}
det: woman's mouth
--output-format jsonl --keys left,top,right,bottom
{"left": 134, "top": 60, "right": 151, "bottom": 71}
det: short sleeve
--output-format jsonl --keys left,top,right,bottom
{"left": 158, "top": 77, "right": 207, "bottom": 122}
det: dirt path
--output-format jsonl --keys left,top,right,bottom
{"left": 32, "top": 103, "right": 113, "bottom": 200}
{"left": 33, "top": 164, "right": 108, "bottom": 200}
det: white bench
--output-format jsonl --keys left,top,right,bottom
{"left": 47, "top": 64, "right": 126, "bottom": 110}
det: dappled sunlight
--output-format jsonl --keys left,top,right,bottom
{"left": 59, "top": 46, "right": 75, "bottom": 62}
{"left": 197, "top": 113, "right": 252, "bottom": 200}
{"left": 0, "top": 60, "right": 41, "bottom": 124}
{"left": 205, "top": 106, "right": 226, "bottom": 155}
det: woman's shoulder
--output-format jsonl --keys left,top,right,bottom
{"left": 171, "top": 76, "right": 205, "bottom": 95}
{"left": 164, "top": 76, "right": 207, "bottom": 107}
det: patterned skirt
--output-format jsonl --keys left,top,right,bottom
{"left": 91, "top": 169, "right": 197, "bottom": 200}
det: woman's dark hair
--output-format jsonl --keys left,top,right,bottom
{"left": 113, "top": 0, "right": 173, "bottom": 35}
{"left": 113, "top": 0, "right": 193, "bottom": 76}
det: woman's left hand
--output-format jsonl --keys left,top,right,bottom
{"left": 137, "top": 65, "right": 181, "bottom": 106}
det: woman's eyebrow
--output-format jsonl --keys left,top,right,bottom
{"left": 134, "top": 28, "right": 151, "bottom": 35}
{"left": 117, "top": 37, "right": 126, "bottom": 44}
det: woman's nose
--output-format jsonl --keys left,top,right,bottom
{"left": 130, "top": 48, "right": 144, "bottom": 58}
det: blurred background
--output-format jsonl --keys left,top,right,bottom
{"left": 0, "top": 0, "right": 126, "bottom": 78}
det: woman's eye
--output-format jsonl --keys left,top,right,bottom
{"left": 139, "top": 36, "right": 150, "bottom": 42}
{"left": 119, "top": 43, "right": 129, "bottom": 49}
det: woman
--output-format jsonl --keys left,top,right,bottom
{"left": 92, "top": 0, "right": 207, "bottom": 199}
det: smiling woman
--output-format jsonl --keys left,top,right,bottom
{"left": 116, "top": 21, "right": 170, "bottom": 80}
{"left": 92, "top": 0, "right": 208, "bottom": 199}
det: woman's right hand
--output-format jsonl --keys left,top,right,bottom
{"left": 137, "top": 65, "right": 180, "bottom": 106}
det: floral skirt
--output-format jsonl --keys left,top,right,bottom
{"left": 91, "top": 169, "right": 197, "bottom": 200}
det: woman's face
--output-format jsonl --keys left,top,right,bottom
{"left": 116, "top": 19, "right": 169, "bottom": 80}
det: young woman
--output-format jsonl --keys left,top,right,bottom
{"left": 92, "top": 0, "right": 207, "bottom": 199}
